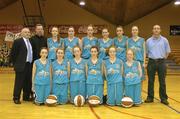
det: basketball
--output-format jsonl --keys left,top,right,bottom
{"left": 45, "top": 95, "right": 58, "bottom": 107}
{"left": 121, "top": 97, "right": 134, "bottom": 108}
{"left": 74, "top": 95, "right": 85, "bottom": 107}
{"left": 88, "top": 95, "right": 101, "bottom": 106}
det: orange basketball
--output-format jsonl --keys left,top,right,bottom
{"left": 88, "top": 95, "right": 101, "bottom": 106}
{"left": 74, "top": 95, "right": 85, "bottom": 107}
{"left": 45, "top": 95, "right": 58, "bottom": 107}
{"left": 121, "top": 96, "right": 134, "bottom": 108}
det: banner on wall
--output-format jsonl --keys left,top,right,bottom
{"left": 170, "top": 25, "right": 180, "bottom": 36}
{"left": 48, "top": 25, "right": 106, "bottom": 34}
{"left": 4, "top": 31, "right": 15, "bottom": 42}
{"left": 0, "top": 25, "right": 23, "bottom": 34}
{"left": 0, "top": 24, "right": 106, "bottom": 34}
{"left": 4, "top": 31, "right": 22, "bottom": 42}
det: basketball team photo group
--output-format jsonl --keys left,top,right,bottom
{"left": 10, "top": 24, "right": 170, "bottom": 107}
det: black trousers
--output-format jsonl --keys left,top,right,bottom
{"left": 147, "top": 58, "right": 168, "bottom": 101}
{"left": 13, "top": 62, "right": 32, "bottom": 100}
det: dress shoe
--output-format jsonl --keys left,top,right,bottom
{"left": 23, "top": 98, "right": 33, "bottom": 101}
{"left": 161, "top": 100, "right": 169, "bottom": 105}
{"left": 14, "top": 99, "right": 21, "bottom": 104}
{"left": 144, "top": 98, "right": 154, "bottom": 103}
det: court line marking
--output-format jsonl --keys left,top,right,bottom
{"left": 142, "top": 90, "right": 180, "bottom": 114}
{"left": 88, "top": 104, "right": 101, "bottom": 119}
{"left": 104, "top": 105, "right": 152, "bottom": 119}
{"left": 168, "top": 97, "right": 180, "bottom": 103}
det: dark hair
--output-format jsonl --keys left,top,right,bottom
{"left": 90, "top": 46, "right": 99, "bottom": 57}
{"left": 90, "top": 46, "right": 99, "bottom": 53}
{"left": 35, "top": 24, "right": 43, "bottom": 28}
{"left": 39, "top": 47, "right": 48, "bottom": 56}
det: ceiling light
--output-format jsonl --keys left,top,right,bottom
{"left": 174, "top": 0, "right": 180, "bottom": 5}
{"left": 79, "top": 1, "right": 85, "bottom": 6}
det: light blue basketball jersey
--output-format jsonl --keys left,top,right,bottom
{"left": 86, "top": 59, "right": 103, "bottom": 84}
{"left": 34, "top": 59, "right": 51, "bottom": 85}
{"left": 124, "top": 61, "right": 141, "bottom": 85}
{"left": 82, "top": 37, "right": 98, "bottom": 59}
{"left": 52, "top": 60, "right": 69, "bottom": 84}
{"left": 104, "top": 58, "right": 123, "bottom": 84}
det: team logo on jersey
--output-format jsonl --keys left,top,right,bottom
{"left": 38, "top": 70, "right": 49, "bottom": 77}
{"left": 72, "top": 68, "right": 83, "bottom": 74}
{"left": 107, "top": 68, "right": 119, "bottom": 74}
{"left": 84, "top": 44, "right": 91, "bottom": 49}
{"left": 125, "top": 72, "right": 138, "bottom": 78}
{"left": 55, "top": 70, "right": 64, "bottom": 75}
{"left": 90, "top": 69, "right": 97, "bottom": 75}
{"left": 131, "top": 46, "right": 140, "bottom": 51}
{"left": 117, "top": 47, "right": 123, "bottom": 51}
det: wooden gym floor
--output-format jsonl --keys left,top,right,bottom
{"left": 0, "top": 73, "right": 179, "bottom": 119}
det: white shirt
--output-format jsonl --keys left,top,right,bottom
{"left": 23, "top": 37, "right": 33, "bottom": 62}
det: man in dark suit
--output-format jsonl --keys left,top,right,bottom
{"left": 31, "top": 24, "right": 47, "bottom": 62}
{"left": 10, "top": 27, "right": 33, "bottom": 104}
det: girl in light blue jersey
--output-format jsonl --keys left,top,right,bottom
{"left": 113, "top": 26, "right": 128, "bottom": 62}
{"left": 69, "top": 46, "right": 86, "bottom": 103}
{"left": 47, "top": 26, "right": 63, "bottom": 62}
{"left": 82, "top": 25, "right": 98, "bottom": 59}
{"left": 86, "top": 46, "right": 104, "bottom": 103}
{"left": 124, "top": 49, "right": 142, "bottom": 105}
{"left": 127, "top": 26, "right": 145, "bottom": 80}
{"left": 98, "top": 28, "right": 113, "bottom": 60}
{"left": 32, "top": 47, "right": 51, "bottom": 105}
{"left": 51, "top": 48, "right": 69, "bottom": 104}
{"left": 63, "top": 27, "right": 79, "bottom": 60}
{"left": 104, "top": 46, "right": 123, "bottom": 106}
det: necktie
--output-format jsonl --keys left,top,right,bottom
{"left": 26, "top": 39, "right": 32, "bottom": 63}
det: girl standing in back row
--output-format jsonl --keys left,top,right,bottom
{"left": 47, "top": 26, "right": 63, "bottom": 62}
{"left": 113, "top": 26, "right": 128, "bottom": 62}
{"left": 82, "top": 25, "right": 98, "bottom": 59}
{"left": 127, "top": 26, "right": 145, "bottom": 80}
{"left": 98, "top": 28, "right": 113, "bottom": 60}
{"left": 63, "top": 27, "right": 80, "bottom": 61}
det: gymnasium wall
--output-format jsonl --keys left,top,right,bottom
{"left": 123, "top": 2, "right": 180, "bottom": 49}
{"left": 0, "top": 0, "right": 116, "bottom": 44}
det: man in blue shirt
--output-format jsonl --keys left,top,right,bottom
{"left": 145, "top": 25, "right": 171, "bottom": 105}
